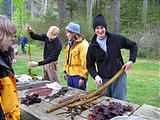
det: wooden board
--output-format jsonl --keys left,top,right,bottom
{"left": 132, "top": 104, "right": 160, "bottom": 120}
{"left": 17, "top": 80, "right": 52, "bottom": 90}
{"left": 18, "top": 86, "right": 88, "bottom": 120}
{"left": 20, "top": 100, "right": 87, "bottom": 120}
{"left": 17, "top": 84, "right": 160, "bottom": 120}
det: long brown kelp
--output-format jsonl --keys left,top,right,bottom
{"left": 67, "top": 68, "right": 125, "bottom": 109}
{"left": 67, "top": 91, "right": 107, "bottom": 108}
{"left": 46, "top": 68, "right": 124, "bottom": 113}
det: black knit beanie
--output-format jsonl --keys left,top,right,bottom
{"left": 93, "top": 13, "right": 107, "bottom": 31}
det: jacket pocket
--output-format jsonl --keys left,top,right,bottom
{"left": 70, "top": 50, "right": 80, "bottom": 65}
{"left": 96, "top": 52, "right": 105, "bottom": 62}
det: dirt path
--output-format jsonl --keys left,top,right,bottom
{"left": 127, "top": 70, "right": 159, "bottom": 75}
{"left": 15, "top": 54, "right": 42, "bottom": 59}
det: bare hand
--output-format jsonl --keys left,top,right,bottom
{"left": 122, "top": 61, "right": 133, "bottom": 72}
{"left": 79, "top": 79, "right": 84, "bottom": 87}
{"left": 95, "top": 75, "right": 103, "bottom": 86}
{"left": 12, "top": 59, "right": 16, "bottom": 64}
{"left": 63, "top": 73, "right": 67, "bottom": 80}
{"left": 28, "top": 62, "right": 38, "bottom": 68}
{"left": 25, "top": 25, "right": 32, "bottom": 33}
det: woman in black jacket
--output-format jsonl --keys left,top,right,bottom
{"left": 87, "top": 14, "right": 138, "bottom": 101}
{"left": 0, "top": 16, "right": 20, "bottom": 120}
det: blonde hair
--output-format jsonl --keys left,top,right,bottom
{"left": 0, "top": 16, "right": 17, "bottom": 51}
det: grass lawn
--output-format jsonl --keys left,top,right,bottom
{"left": 13, "top": 41, "right": 160, "bottom": 108}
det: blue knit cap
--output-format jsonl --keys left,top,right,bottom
{"left": 66, "top": 22, "right": 80, "bottom": 34}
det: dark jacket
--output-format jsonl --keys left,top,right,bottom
{"left": 12, "top": 38, "right": 19, "bottom": 45}
{"left": 0, "top": 50, "right": 13, "bottom": 119}
{"left": 0, "top": 51, "right": 20, "bottom": 120}
{"left": 87, "top": 32, "right": 138, "bottom": 79}
{"left": 0, "top": 51, "right": 14, "bottom": 78}
{"left": 30, "top": 32, "right": 63, "bottom": 66}
{"left": 0, "top": 104, "right": 5, "bottom": 120}
{"left": 20, "top": 36, "right": 28, "bottom": 44}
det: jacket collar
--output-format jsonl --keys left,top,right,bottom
{"left": 68, "top": 37, "right": 83, "bottom": 48}
{"left": 0, "top": 51, "right": 14, "bottom": 74}
{"left": 0, "top": 56, "right": 13, "bottom": 73}
{"left": 75, "top": 37, "right": 83, "bottom": 43}
{"left": 48, "top": 37, "right": 59, "bottom": 44}
{"left": 91, "top": 31, "right": 110, "bottom": 46}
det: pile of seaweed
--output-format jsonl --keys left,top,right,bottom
{"left": 88, "top": 99, "right": 134, "bottom": 120}
{"left": 45, "top": 87, "right": 69, "bottom": 102}
{"left": 21, "top": 93, "right": 41, "bottom": 106}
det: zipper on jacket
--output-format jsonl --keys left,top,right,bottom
{"left": 67, "top": 46, "right": 71, "bottom": 65}
{"left": 117, "top": 58, "right": 122, "bottom": 66}
{"left": 67, "top": 41, "right": 82, "bottom": 65}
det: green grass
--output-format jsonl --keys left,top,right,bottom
{"left": 130, "top": 61, "right": 159, "bottom": 72}
{"left": 13, "top": 42, "right": 160, "bottom": 108}
{"left": 18, "top": 41, "right": 44, "bottom": 55}
{"left": 12, "top": 59, "right": 43, "bottom": 75}
{"left": 127, "top": 73, "right": 159, "bottom": 107}
{"left": 122, "top": 49, "right": 159, "bottom": 72}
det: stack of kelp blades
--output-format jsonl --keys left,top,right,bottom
{"left": 45, "top": 87, "right": 69, "bottom": 102}
{"left": 46, "top": 68, "right": 125, "bottom": 113}
{"left": 21, "top": 93, "right": 41, "bottom": 106}
{"left": 87, "top": 99, "right": 134, "bottom": 120}
{"left": 55, "top": 91, "right": 107, "bottom": 120}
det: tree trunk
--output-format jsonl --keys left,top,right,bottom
{"left": 31, "top": 0, "right": 34, "bottom": 17}
{"left": 95, "top": 0, "right": 98, "bottom": 9}
{"left": 156, "top": 0, "right": 159, "bottom": 7}
{"left": 11, "top": 0, "right": 13, "bottom": 20}
{"left": 57, "top": 0, "right": 66, "bottom": 44}
{"left": 43, "top": 0, "right": 47, "bottom": 15}
{"left": 142, "top": 0, "right": 148, "bottom": 33}
{"left": 110, "top": 0, "right": 120, "bottom": 33}
{"left": 58, "top": 0, "right": 66, "bottom": 26}
{"left": 69, "top": 0, "right": 73, "bottom": 20}
{"left": 115, "top": 0, "right": 120, "bottom": 33}
{"left": 86, "top": 0, "right": 93, "bottom": 27}
{"left": 77, "top": 0, "right": 81, "bottom": 14}
{"left": 99, "top": 0, "right": 102, "bottom": 8}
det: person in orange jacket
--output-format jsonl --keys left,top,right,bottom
{"left": 0, "top": 16, "right": 20, "bottom": 120}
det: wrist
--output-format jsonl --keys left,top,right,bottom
{"left": 95, "top": 75, "right": 100, "bottom": 79}
{"left": 36, "top": 62, "right": 39, "bottom": 66}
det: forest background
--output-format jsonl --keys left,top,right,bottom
{"left": 0, "top": 0, "right": 159, "bottom": 107}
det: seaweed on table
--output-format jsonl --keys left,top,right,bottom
{"left": 87, "top": 99, "right": 134, "bottom": 120}
{"left": 21, "top": 93, "right": 41, "bottom": 106}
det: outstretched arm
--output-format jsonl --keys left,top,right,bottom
{"left": 25, "top": 25, "right": 46, "bottom": 41}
